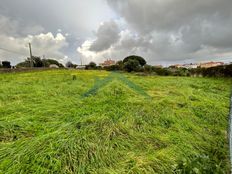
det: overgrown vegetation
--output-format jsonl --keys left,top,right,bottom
{"left": 1, "top": 61, "right": 11, "bottom": 68}
{"left": 0, "top": 70, "right": 231, "bottom": 173}
{"left": 105, "top": 63, "right": 232, "bottom": 77}
{"left": 1, "top": 54, "right": 231, "bottom": 78}
{"left": 15, "top": 56, "right": 64, "bottom": 68}
{"left": 103, "top": 55, "right": 232, "bottom": 77}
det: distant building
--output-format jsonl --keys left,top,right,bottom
{"left": 169, "top": 63, "right": 199, "bottom": 69}
{"left": 49, "top": 64, "right": 59, "bottom": 68}
{"left": 169, "top": 64, "right": 182, "bottom": 68}
{"left": 199, "top": 61, "right": 224, "bottom": 68}
{"left": 99, "top": 59, "right": 116, "bottom": 67}
{"left": 76, "top": 65, "right": 86, "bottom": 69}
{"left": 182, "top": 63, "right": 199, "bottom": 69}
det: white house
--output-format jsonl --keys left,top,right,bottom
{"left": 49, "top": 64, "right": 59, "bottom": 68}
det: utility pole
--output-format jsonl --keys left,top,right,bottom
{"left": 80, "top": 57, "right": 83, "bottom": 66}
{"left": 28, "top": 43, "right": 33, "bottom": 67}
{"left": 43, "top": 55, "right": 46, "bottom": 67}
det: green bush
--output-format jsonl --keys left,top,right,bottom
{"left": 42, "top": 59, "right": 64, "bottom": 67}
{"left": 123, "top": 55, "right": 146, "bottom": 66}
{"left": 144, "top": 65, "right": 153, "bottom": 73}
{"left": 123, "top": 59, "right": 140, "bottom": 72}
{"left": 85, "top": 62, "right": 97, "bottom": 70}
{"left": 189, "top": 64, "right": 232, "bottom": 77}
{"left": 2, "top": 61, "right": 11, "bottom": 68}
{"left": 104, "top": 64, "right": 121, "bottom": 71}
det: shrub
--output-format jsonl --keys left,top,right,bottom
{"left": 123, "top": 59, "right": 140, "bottom": 72}
{"left": 104, "top": 65, "right": 121, "bottom": 71}
{"left": 85, "top": 62, "right": 97, "bottom": 70}
{"left": 66, "top": 61, "right": 75, "bottom": 68}
{"left": 2, "top": 61, "right": 11, "bottom": 68}
{"left": 42, "top": 59, "right": 64, "bottom": 67}
{"left": 16, "top": 61, "right": 31, "bottom": 68}
{"left": 144, "top": 65, "right": 153, "bottom": 73}
{"left": 123, "top": 55, "right": 146, "bottom": 66}
{"left": 224, "top": 64, "right": 232, "bottom": 77}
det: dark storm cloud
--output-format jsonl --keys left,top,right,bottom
{"left": 89, "top": 21, "right": 120, "bottom": 52}
{"left": 102, "top": 0, "right": 232, "bottom": 63}
{"left": 0, "top": 0, "right": 114, "bottom": 37}
{"left": 107, "top": 0, "right": 232, "bottom": 33}
{"left": 1, "top": 0, "right": 232, "bottom": 65}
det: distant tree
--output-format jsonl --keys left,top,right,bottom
{"left": 224, "top": 64, "right": 232, "bottom": 77}
{"left": 16, "top": 61, "right": 30, "bottom": 68}
{"left": 2, "top": 61, "right": 11, "bottom": 68}
{"left": 16, "top": 56, "right": 45, "bottom": 68}
{"left": 116, "top": 60, "right": 124, "bottom": 70}
{"left": 123, "top": 55, "right": 146, "bottom": 66}
{"left": 66, "top": 61, "right": 74, "bottom": 68}
{"left": 42, "top": 59, "right": 64, "bottom": 67}
{"left": 59, "top": 63, "right": 64, "bottom": 68}
{"left": 94, "top": 66, "right": 103, "bottom": 70}
{"left": 201, "top": 65, "right": 230, "bottom": 77}
{"left": 144, "top": 65, "right": 153, "bottom": 72}
{"left": 31, "top": 56, "right": 43, "bottom": 67}
{"left": 188, "top": 64, "right": 232, "bottom": 77}
{"left": 189, "top": 68, "right": 203, "bottom": 77}
{"left": 89, "top": 62, "right": 96, "bottom": 68}
{"left": 123, "top": 59, "right": 140, "bottom": 72}
{"left": 104, "top": 64, "right": 121, "bottom": 71}
{"left": 152, "top": 67, "right": 173, "bottom": 76}
{"left": 86, "top": 62, "right": 97, "bottom": 70}
{"left": 116, "top": 60, "right": 123, "bottom": 65}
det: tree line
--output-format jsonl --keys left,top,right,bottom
{"left": 17, "top": 56, "right": 64, "bottom": 68}
{"left": 1, "top": 55, "right": 231, "bottom": 77}
{"left": 0, "top": 56, "right": 64, "bottom": 68}
{"left": 83, "top": 55, "right": 232, "bottom": 77}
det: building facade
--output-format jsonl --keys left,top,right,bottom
{"left": 199, "top": 62, "right": 224, "bottom": 68}
{"left": 99, "top": 59, "right": 116, "bottom": 67}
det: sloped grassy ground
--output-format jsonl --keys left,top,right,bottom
{"left": 0, "top": 70, "right": 231, "bottom": 173}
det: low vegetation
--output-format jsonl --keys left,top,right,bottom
{"left": 103, "top": 56, "right": 232, "bottom": 78}
{"left": 15, "top": 56, "right": 64, "bottom": 68}
{"left": 1, "top": 55, "right": 231, "bottom": 78}
{"left": 0, "top": 70, "right": 231, "bottom": 173}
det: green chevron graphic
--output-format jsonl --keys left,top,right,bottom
{"left": 82, "top": 72, "right": 151, "bottom": 99}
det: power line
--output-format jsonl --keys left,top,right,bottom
{"left": 0, "top": 46, "right": 26, "bottom": 56}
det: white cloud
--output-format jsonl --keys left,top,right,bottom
{"left": 1, "top": 0, "right": 232, "bottom": 65}
{"left": 0, "top": 15, "right": 68, "bottom": 65}
{"left": 77, "top": 0, "right": 232, "bottom": 65}
{"left": 26, "top": 32, "right": 68, "bottom": 58}
{"left": 77, "top": 28, "right": 147, "bottom": 64}
{"left": 77, "top": 40, "right": 104, "bottom": 64}
{"left": 0, "top": 0, "right": 116, "bottom": 65}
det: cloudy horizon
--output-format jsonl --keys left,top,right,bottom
{"left": 0, "top": 0, "right": 232, "bottom": 66}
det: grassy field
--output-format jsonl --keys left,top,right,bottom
{"left": 0, "top": 70, "right": 231, "bottom": 173}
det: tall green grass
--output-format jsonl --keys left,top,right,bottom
{"left": 0, "top": 70, "right": 231, "bottom": 173}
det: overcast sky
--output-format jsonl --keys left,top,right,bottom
{"left": 0, "top": 0, "right": 232, "bottom": 65}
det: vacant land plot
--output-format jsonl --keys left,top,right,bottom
{"left": 0, "top": 70, "right": 231, "bottom": 173}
